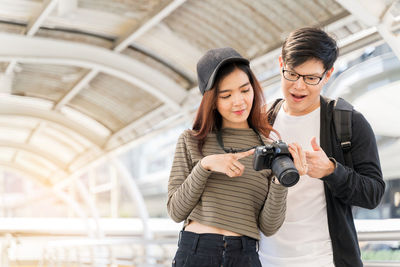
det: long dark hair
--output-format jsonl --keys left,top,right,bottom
{"left": 192, "top": 62, "right": 276, "bottom": 154}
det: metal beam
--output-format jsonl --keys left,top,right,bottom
{"left": 5, "top": 0, "right": 59, "bottom": 75}
{"left": 0, "top": 188, "right": 52, "bottom": 209}
{"left": 53, "top": 110, "right": 189, "bottom": 191}
{"left": 110, "top": 166, "right": 119, "bottom": 218}
{"left": 105, "top": 105, "right": 170, "bottom": 149}
{"left": 22, "top": 122, "right": 47, "bottom": 169}
{"left": 0, "top": 33, "right": 187, "bottom": 110}
{"left": 26, "top": 0, "right": 59, "bottom": 36}
{"left": 130, "top": 42, "right": 196, "bottom": 84}
{"left": 113, "top": 0, "right": 187, "bottom": 52}
{"left": 0, "top": 141, "right": 67, "bottom": 170}
{"left": 0, "top": 164, "right": 93, "bottom": 237}
{"left": 74, "top": 178, "right": 104, "bottom": 238}
{"left": 55, "top": 0, "right": 188, "bottom": 112}
{"left": 337, "top": 0, "right": 400, "bottom": 60}
{"left": 52, "top": 186, "right": 95, "bottom": 237}
{"left": 335, "top": 0, "right": 383, "bottom": 27}
{"left": 66, "top": 147, "right": 101, "bottom": 172}
{"left": 377, "top": 2, "right": 400, "bottom": 59}
{"left": 54, "top": 69, "right": 99, "bottom": 111}
{"left": 0, "top": 161, "right": 50, "bottom": 185}
{"left": 112, "top": 159, "right": 152, "bottom": 263}
{"left": 0, "top": 101, "right": 105, "bottom": 147}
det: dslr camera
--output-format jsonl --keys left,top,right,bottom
{"left": 253, "top": 140, "right": 299, "bottom": 187}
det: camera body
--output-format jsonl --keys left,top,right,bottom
{"left": 253, "top": 140, "right": 299, "bottom": 187}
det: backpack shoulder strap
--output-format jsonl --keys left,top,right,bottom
{"left": 267, "top": 98, "right": 284, "bottom": 125}
{"left": 333, "top": 97, "right": 354, "bottom": 167}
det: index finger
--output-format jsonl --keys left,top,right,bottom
{"left": 234, "top": 148, "right": 255, "bottom": 160}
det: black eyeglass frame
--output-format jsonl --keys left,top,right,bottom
{"left": 282, "top": 68, "right": 326, "bottom": 85}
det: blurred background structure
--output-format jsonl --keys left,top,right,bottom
{"left": 0, "top": 0, "right": 399, "bottom": 266}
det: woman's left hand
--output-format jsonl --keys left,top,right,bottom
{"left": 288, "top": 143, "right": 308, "bottom": 176}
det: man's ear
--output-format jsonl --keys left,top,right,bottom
{"left": 324, "top": 67, "right": 334, "bottom": 81}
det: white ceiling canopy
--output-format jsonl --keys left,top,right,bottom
{"left": 0, "top": 0, "right": 398, "bottom": 184}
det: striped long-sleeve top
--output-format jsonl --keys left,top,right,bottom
{"left": 167, "top": 127, "right": 287, "bottom": 240}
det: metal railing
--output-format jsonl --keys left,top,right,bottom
{"left": 41, "top": 237, "right": 178, "bottom": 267}
{"left": 356, "top": 219, "right": 400, "bottom": 267}
{"left": 0, "top": 218, "right": 399, "bottom": 266}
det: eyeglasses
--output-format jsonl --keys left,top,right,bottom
{"left": 282, "top": 69, "right": 325, "bottom": 85}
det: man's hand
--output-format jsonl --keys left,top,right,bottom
{"left": 288, "top": 143, "right": 308, "bottom": 176}
{"left": 305, "top": 137, "right": 335, "bottom": 178}
{"left": 201, "top": 149, "right": 255, "bottom": 177}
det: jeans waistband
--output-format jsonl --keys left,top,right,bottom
{"left": 178, "top": 230, "right": 258, "bottom": 254}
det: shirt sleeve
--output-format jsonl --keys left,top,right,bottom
{"left": 167, "top": 131, "right": 212, "bottom": 222}
{"left": 258, "top": 180, "right": 288, "bottom": 236}
{"left": 321, "top": 111, "right": 385, "bottom": 209}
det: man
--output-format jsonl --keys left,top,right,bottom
{"left": 258, "top": 27, "right": 385, "bottom": 267}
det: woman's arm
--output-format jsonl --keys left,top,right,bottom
{"left": 167, "top": 131, "right": 256, "bottom": 222}
{"left": 258, "top": 180, "right": 288, "bottom": 236}
{"left": 167, "top": 131, "right": 211, "bottom": 222}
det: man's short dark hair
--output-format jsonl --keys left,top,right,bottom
{"left": 281, "top": 27, "right": 339, "bottom": 71}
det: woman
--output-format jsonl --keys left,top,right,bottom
{"left": 167, "top": 47, "right": 306, "bottom": 267}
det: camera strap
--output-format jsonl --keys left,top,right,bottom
{"left": 216, "top": 128, "right": 265, "bottom": 153}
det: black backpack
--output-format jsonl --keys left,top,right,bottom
{"left": 267, "top": 97, "right": 353, "bottom": 167}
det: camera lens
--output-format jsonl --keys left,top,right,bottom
{"left": 271, "top": 156, "right": 300, "bottom": 187}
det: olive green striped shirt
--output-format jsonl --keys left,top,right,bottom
{"left": 167, "top": 128, "right": 287, "bottom": 240}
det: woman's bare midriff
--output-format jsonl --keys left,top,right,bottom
{"left": 185, "top": 220, "right": 241, "bottom": 236}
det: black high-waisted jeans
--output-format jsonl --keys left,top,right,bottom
{"left": 172, "top": 230, "right": 261, "bottom": 267}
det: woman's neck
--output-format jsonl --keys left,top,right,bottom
{"left": 221, "top": 122, "right": 250, "bottom": 129}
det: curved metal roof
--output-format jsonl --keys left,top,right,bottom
{"left": 0, "top": 0, "right": 398, "bottom": 184}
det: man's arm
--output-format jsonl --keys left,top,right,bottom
{"left": 320, "top": 111, "right": 385, "bottom": 209}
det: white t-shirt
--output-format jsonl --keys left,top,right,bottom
{"left": 259, "top": 106, "right": 334, "bottom": 267}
